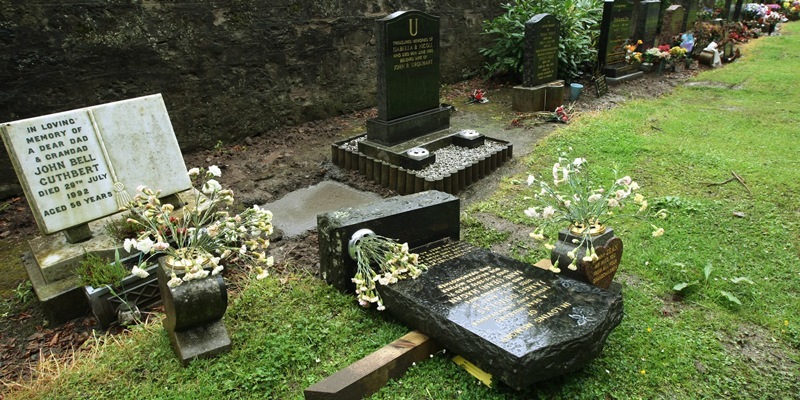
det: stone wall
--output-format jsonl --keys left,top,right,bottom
{"left": 0, "top": 0, "right": 502, "bottom": 198}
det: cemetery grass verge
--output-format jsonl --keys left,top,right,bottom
{"left": 5, "top": 23, "right": 800, "bottom": 400}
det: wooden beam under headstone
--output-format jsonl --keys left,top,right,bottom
{"left": 304, "top": 331, "right": 442, "bottom": 400}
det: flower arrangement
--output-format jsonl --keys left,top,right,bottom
{"left": 524, "top": 154, "right": 665, "bottom": 273}
{"left": 642, "top": 46, "right": 671, "bottom": 64}
{"left": 468, "top": 89, "right": 489, "bottom": 104}
{"left": 350, "top": 232, "right": 427, "bottom": 310}
{"left": 784, "top": 1, "right": 800, "bottom": 20}
{"left": 121, "top": 166, "right": 274, "bottom": 287}
{"left": 669, "top": 45, "right": 687, "bottom": 60}
{"left": 624, "top": 40, "right": 643, "bottom": 64}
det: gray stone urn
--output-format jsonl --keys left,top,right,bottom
{"left": 550, "top": 225, "right": 623, "bottom": 290}
{"left": 157, "top": 256, "right": 231, "bottom": 366}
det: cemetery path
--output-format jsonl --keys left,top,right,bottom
{"left": 0, "top": 69, "right": 698, "bottom": 388}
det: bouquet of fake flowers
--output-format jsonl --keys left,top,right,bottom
{"left": 524, "top": 154, "right": 666, "bottom": 272}
{"left": 122, "top": 166, "right": 274, "bottom": 287}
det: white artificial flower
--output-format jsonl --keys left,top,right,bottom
{"left": 542, "top": 206, "right": 555, "bottom": 219}
{"left": 527, "top": 174, "right": 535, "bottom": 186}
{"left": 123, "top": 238, "right": 136, "bottom": 253}
{"left": 152, "top": 241, "right": 170, "bottom": 251}
{"left": 187, "top": 167, "right": 200, "bottom": 177}
{"left": 167, "top": 273, "right": 183, "bottom": 288}
{"left": 211, "top": 265, "right": 224, "bottom": 276}
{"left": 256, "top": 267, "right": 269, "bottom": 280}
{"left": 208, "top": 165, "right": 222, "bottom": 177}
{"left": 135, "top": 237, "right": 154, "bottom": 253}
{"left": 131, "top": 264, "right": 149, "bottom": 278}
{"left": 572, "top": 158, "right": 586, "bottom": 167}
{"left": 588, "top": 194, "right": 603, "bottom": 203}
{"left": 202, "top": 179, "right": 222, "bottom": 194}
{"left": 524, "top": 207, "right": 541, "bottom": 218}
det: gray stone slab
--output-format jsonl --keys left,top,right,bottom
{"left": 263, "top": 181, "right": 381, "bottom": 238}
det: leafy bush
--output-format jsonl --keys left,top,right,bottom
{"left": 480, "top": 0, "right": 603, "bottom": 81}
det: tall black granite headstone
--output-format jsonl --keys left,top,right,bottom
{"left": 523, "top": 14, "right": 560, "bottom": 87}
{"left": 722, "top": 0, "right": 733, "bottom": 20}
{"left": 635, "top": 0, "right": 662, "bottom": 48}
{"left": 366, "top": 10, "right": 451, "bottom": 146}
{"left": 513, "top": 13, "right": 564, "bottom": 112}
{"left": 658, "top": 5, "right": 686, "bottom": 46}
{"left": 598, "top": 0, "right": 638, "bottom": 78}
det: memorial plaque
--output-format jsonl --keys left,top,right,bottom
{"left": 582, "top": 237, "right": 623, "bottom": 289}
{"left": 380, "top": 242, "right": 623, "bottom": 390}
{"left": 594, "top": 74, "right": 610, "bottom": 97}
{"left": 635, "top": 0, "right": 661, "bottom": 49}
{"left": 657, "top": 5, "right": 685, "bottom": 46}
{"left": 1, "top": 94, "right": 192, "bottom": 234}
{"left": 522, "top": 14, "right": 560, "bottom": 87}
{"left": 375, "top": 10, "right": 440, "bottom": 121}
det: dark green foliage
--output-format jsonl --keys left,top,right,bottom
{"left": 480, "top": 0, "right": 603, "bottom": 81}
{"left": 78, "top": 252, "right": 128, "bottom": 288}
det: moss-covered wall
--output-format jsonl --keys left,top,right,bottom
{"left": 0, "top": 0, "right": 502, "bottom": 198}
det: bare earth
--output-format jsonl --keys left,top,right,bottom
{"left": 0, "top": 67, "right": 699, "bottom": 388}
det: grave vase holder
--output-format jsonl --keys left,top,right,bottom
{"left": 550, "top": 224, "right": 623, "bottom": 290}
{"left": 157, "top": 254, "right": 231, "bottom": 366}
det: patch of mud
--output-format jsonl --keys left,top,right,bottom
{"left": 718, "top": 323, "right": 800, "bottom": 380}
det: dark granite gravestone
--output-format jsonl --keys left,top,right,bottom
{"left": 722, "top": 0, "right": 733, "bottom": 20}
{"left": 380, "top": 241, "right": 624, "bottom": 390}
{"left": 523, "top": 14, "right": 560, "bottom": 87}
{"left": 317, "top": 191, "right": 624, "bottom": 391}
{"left": 366, "top": 10, "right": 451, "bottom": 146}
{"left": 598, "top": 0, "right": 639, "bottom": 79}
{"left": 657, "top": 5, "right": 686, "bottom": 46}
{"left": 513, "top": 13, "right": 565, "bottom": 112}
{"left": 635, "top": 0, "right": 662, "bottom": 48}
{"left": 680, "top": 0, "right": 701, "bottom": 32}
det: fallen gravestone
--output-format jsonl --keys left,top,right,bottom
{"left": 316, "top": 190, "right": 623, "bottom": 391}
{"left": 1, "top": 94, "right": 192, "bottom": 322}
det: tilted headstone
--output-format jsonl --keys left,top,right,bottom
{"left": 635, "top": 0, "right": 662, "bottom": 49}
{"left": 598, "top": 0, "right": 638, "bottom": 78}
{"left": 366, "top": 10, "right": 451, "bottom": 146}
{"left": 1, "top": 94, "right": 192, "bottom": 236}
{"left": 658, "top": 5, "right": 686, "bottom": 46}
{"left": 523, "top": 14, "right": 560, "bottom": 87}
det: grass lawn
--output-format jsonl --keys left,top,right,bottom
{"left": 6, "top": 23, "right": 800, "bottom": 400}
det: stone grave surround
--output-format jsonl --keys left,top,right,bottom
{"left": 598, "top": 0, "right": 642, "bottom": 82}
{"left": 317, "top": 190, "right": 624, "bottom": 390}
{"left": 1, "top": 94, "right": 192, "bottom": 323}
{"left": 512, "top": 13, "right": 565, "bottom": 113}
{"left": 332, "top": 10, "right": 512, "bottom": 195}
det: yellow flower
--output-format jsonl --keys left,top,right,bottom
{"left": 647, "top": 327, "right": 652, "bottom": 333}
{"left": 652, "top": 227, "right": 665, "bottom": 237}
{"left": 640, "top": 369, "right": 646, "bottom": 375}
{"left": 785, "top": 320, "right": 790, "bottom": 326}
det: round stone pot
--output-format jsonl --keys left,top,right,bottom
{"left": 550, "top": 225, "right": 623, "bottom": 289}
{"left": 158, "top": 256, "right": 228, "bottom": 332}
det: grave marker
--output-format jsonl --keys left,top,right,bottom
{"left": 594, "top": 74, "right": 610, "bottom": 97}
{"left": 366, "top": 10, "right": 451, "bottom": 146}
{"left": 512, "top": 13, "right": 565, "bottom": 112}
{"left": 657, "top": 5, "right": 686, "bottom": 46}
{"left": 598, "top": 0, "right": 640, "bottom": 80}
{"left": 1, "top": 94, "right": 191, "bottom": 236}
{"left": 635, "top": 0, "right": 662, "bottom": 49}
{"left": 680, "top": 0, "right": 701, "bottom": 32}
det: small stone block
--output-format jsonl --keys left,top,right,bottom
{"left": 304, "top": 331, "right": 442, "bottom": 400}
{"left": 166, "top": 319, "right": 232, "bottom": 367}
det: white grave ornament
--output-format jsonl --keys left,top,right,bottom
{"left": 1, "top": 94, "right": 192, "bottom": 234}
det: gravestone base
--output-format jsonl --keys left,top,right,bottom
{"left": 366, "top": 106, "right": 453, "bottom": 147}
{"left": 332, "top": 130, "right": 512, "bottom": 196}
{"left": 21, "top": 251, "right": 89, "bottom": 324}
{"left": 165, "top": 319, "right": 232, "bottom": 367}
{"left": 603, "top": 63, "right": 639, "bottom": 78}
{"left": 606, "top": 71, "right": 644, "bottom": 85}
{"left": 511, "top": 81, "right": 565, "bottom": 112}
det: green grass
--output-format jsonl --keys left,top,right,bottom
{"left": 7, "top": 23, "right": 800, "bottom": 400}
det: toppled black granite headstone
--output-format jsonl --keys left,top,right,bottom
{"left": 379, "top": 241, "right": 624, "bottom": 390}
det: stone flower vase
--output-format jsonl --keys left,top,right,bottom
{"left": 157, "top": 255, "right": 231, "bottom": 366}
{"left": 550, "top": 224, "right": 623, "bottom": 289}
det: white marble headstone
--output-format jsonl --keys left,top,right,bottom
{"left": 1, "top": 94, "right": 192, "bottom": 234}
